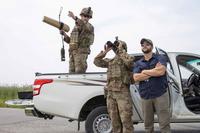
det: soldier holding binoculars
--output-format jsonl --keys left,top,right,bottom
{"left": 94, "top": 39, "right": 135, "bottom": 133}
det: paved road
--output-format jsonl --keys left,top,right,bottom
{"left": 0, "top": 108, "right": 200, "bottom": 133}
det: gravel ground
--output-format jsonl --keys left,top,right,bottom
{"left": 0, "top": 108, "right": 200, "bottom": 133}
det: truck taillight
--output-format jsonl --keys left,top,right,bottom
{"left": 33, "top": 79, "right": 53, "bottom": 96}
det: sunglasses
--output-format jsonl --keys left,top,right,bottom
{"left": 141, "top": 43, "right": 152, "bottom": 47}
{"left": 82, "top": 14, "right": 90, "bottom": 18}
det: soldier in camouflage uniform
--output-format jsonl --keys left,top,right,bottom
{"left": 94, "top": 40, "right": 135, "bottom": 133}
{"left": 60, "top": 7, "right": 94, "bottom": 73}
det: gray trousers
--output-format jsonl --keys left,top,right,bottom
{"left": 141, "top": 92, "right": 171, "bottom": 133}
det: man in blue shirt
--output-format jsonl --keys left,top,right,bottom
{"left": 133, "top": 38, "right": 171, "bottom": 133}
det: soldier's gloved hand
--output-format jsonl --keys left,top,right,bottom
{"left": 68, "top": 11, "right": 75, "bottom": 19}
{"left": 104, "top": 44, "right": 112, "bottom": 53}
{"left": 95, "top": 51, "right": 107, "bottom": 59}
{"left": 95, "top": 45, "right": 112, "bottom": 59}
{"left": 60, "top": 30, "right": 65, "bottom": 35}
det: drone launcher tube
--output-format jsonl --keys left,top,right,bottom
{"left": 43, "top": 16, "right": 70, "bottom": 32}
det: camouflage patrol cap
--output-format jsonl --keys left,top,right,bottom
{"left": 140, "top": 38, "right": 153, "bottom": 46}
{"left": 118, "top": 40, "right": 127, "bottom": 52}
{"left": 80, "top": 7, "right": 93, "bottom": 18}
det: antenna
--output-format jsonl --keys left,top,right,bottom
{"left": 59, "top": 6, "right": 65, "bottom": 61}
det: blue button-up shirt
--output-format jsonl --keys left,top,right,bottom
{"left": 133, "top": 54, "right": 168, "bottom": 99}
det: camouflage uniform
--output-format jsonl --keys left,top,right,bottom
{"left": 68, "top": 7, "right": 94, "bottom": 73}
{"left": 94, "top": 41, "right": 134, "bottom": 133}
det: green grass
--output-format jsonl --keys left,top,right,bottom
{"left": 0, "top": 85, "right": 32, "bottom": 108}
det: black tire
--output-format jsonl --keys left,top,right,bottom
{"left": 85, "top": 106, "right": 112, "bottom": 133}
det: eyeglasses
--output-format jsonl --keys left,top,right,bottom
{"left": 82, "top": 14, "right": 90, "bottom": 18}
{"left": 141, "top": 43, "right": 151, "bottom": 47}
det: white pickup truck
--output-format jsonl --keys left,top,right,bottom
{"left": 25, "top": 48, "right": 200, "bottom": 133}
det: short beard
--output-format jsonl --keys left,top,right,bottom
{"left": 142, "top": 49, "right": 152, "bottom": 54}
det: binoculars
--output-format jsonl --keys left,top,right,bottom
{"left": 104, "top": 36, "right": 119, "bottom": 52}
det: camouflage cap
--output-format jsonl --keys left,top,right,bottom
{"left": 140, "top": 38, "right": 153, "bottom": 46}
{"left": 80, "top": 7, "right": 93, "bottom": 18}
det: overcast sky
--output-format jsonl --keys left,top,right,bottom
{"left": 0, "top": 0, "right": 200, "bottom": 85}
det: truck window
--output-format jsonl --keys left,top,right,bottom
{"left": 177, "top": 55, "right": 200, "bottom": 89}
{"left": 178, "top": 65, "right": 192, "bottom": 80}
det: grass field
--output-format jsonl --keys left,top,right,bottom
{"left": 0, "top": 85, "right": 32, "bottom": 107}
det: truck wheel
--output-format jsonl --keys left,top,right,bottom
{"left": 85, "top": 106, "right": 112, "bottom": 133}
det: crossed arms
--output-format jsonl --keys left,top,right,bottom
{"left": 133, "top": 62, "right": 166, "bottom": 82}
